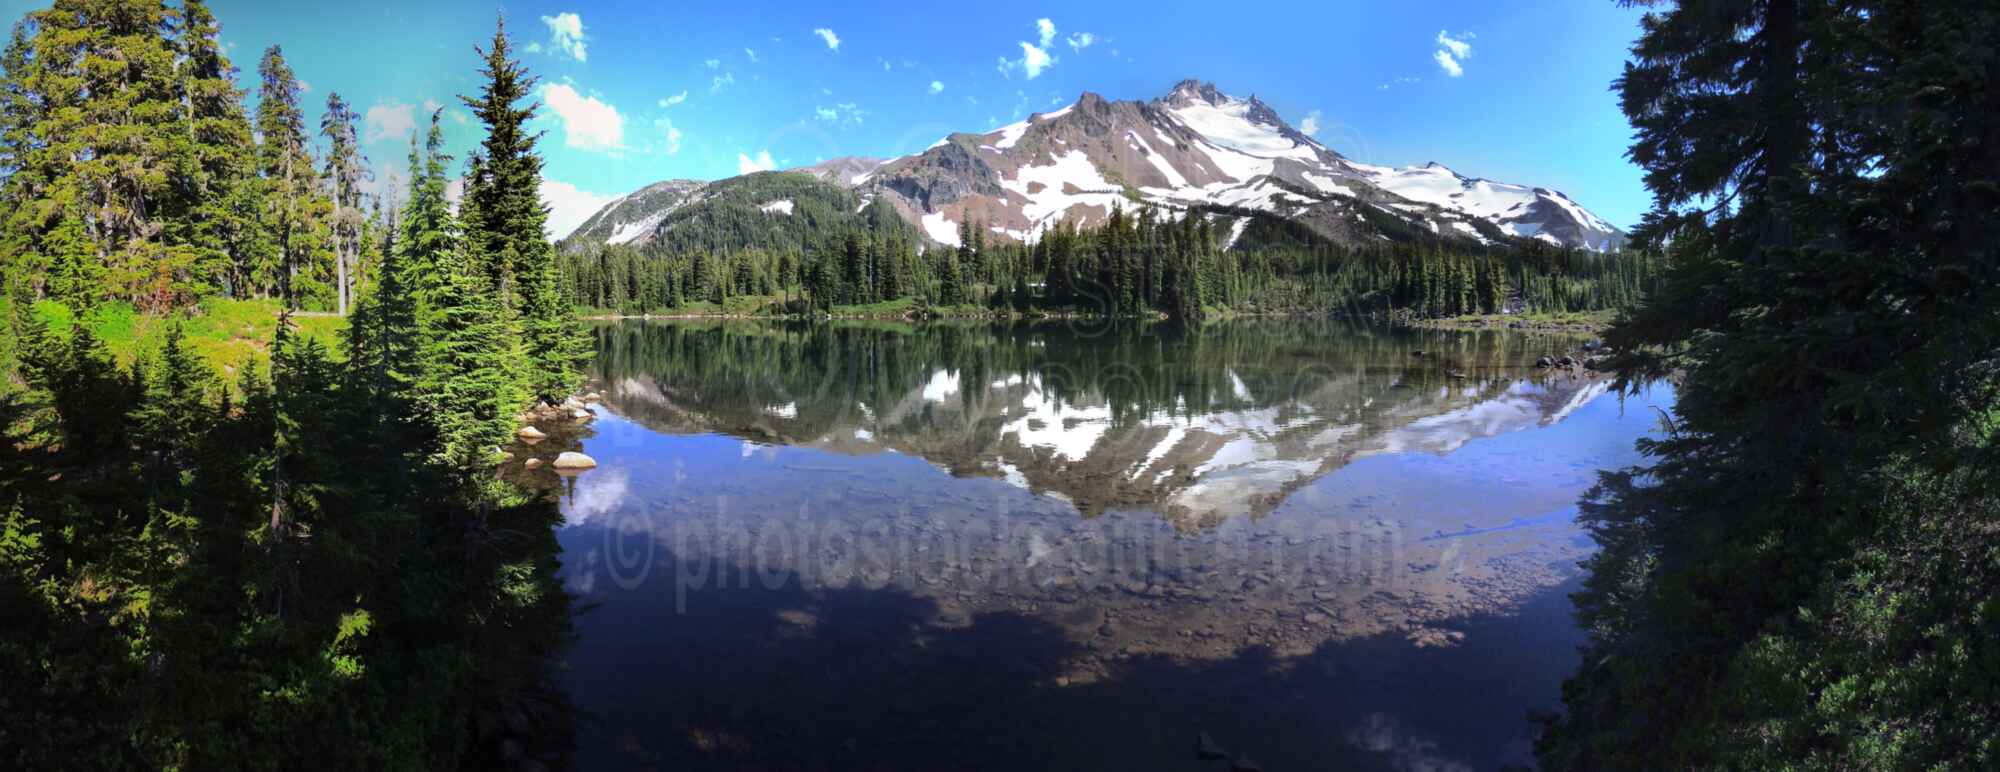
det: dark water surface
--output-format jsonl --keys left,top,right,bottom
{"left": 524, "top": 319, "right": 1673, "bottom": 771}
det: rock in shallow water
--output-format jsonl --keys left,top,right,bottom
{"left": 1196, "top": 731, "right": 1229, "bottom": 760}
{"left": 552, "top": 452, "right": 596, "bottom": 469}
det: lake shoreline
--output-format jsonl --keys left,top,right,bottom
{"left": 577, "top": 309, "right": 1620, "bottom": 333}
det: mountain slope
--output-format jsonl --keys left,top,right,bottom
{"left": 563, "top": 171, "right": 917, "bottom": 255}
{"left": 564, "top": 80, "right": 1625, "bottom": 253}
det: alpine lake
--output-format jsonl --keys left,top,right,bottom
{"left": 506, "top": 318, "right": 1674, "bottom": 771}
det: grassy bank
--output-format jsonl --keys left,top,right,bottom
{"left": 3, "top": 298, "right": 346, "bottom": 390}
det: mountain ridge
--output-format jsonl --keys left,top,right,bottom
{"left": 562, "top": 79, "right": 1626, "bottom": 253}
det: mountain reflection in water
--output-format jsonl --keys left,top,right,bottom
{"left": 541, "top": 319, "right": 1672, "bottom": 771}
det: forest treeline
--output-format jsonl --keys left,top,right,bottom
{"left": 1537, "top": 2, "right": 2000, "bottom": 769}
{"left": 557, "top": 184, "right": 1662, "bottom": 320}
{"left": 0, "top": 0, "right": 383, "bottom": 314}
{"left": 1, "top": 3, "right": 583, "bottom": 769}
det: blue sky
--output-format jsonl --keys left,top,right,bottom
{"left": 0, "top": 1, "right": 1654, "bottom": 238}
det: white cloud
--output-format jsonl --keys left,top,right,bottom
{"left": 737, "top": 150, "right": 776, "bottom": 174}
{"left": 1434, "top": 31, "right": 1472, "bottom": 77}
{"left": 526, "top": 42, "right": 543, "bottom": 54}
{"left": 1066, "top": 32, "right": 1095, "bottom": 53}
{"left": 999, "top": 41, "right": 1055, "bottom": 80}
{"left": 540, "top": 179, "right": 619, "bottom": 240}
{"left": 744, "top": 47, "right": 758, "bottom": 63}
{"left": 1035, "top": 18, "right": 1056, "bottom": 48}
{"left": 1300, "top": 109, "right": 1323, "bottom": 136}
{"left": 812, "top": 102, "right": 867, "bottom": 126}
{"left": 538, "top": 83, "right": 625, "bottom": 151}
{"left": 812, "top": 28, "right": 840, "bottom": 50}
{"left": 703, "top": 58, "right": 720, "bottom": 69}
{"left": 1436, "top": 30, "right": 1473, "bottom": 59}
{"left": 710, "top": 72, "right": 734, "bottom": 94}
{"left": 928, "top": 80, "right": 944, "bottom": 95}
{"left": 1378, "top": 76, "right": 1422, "bottom": 91}
{"left": 541, "top": 12, "right": 588, "bottom": 62}
{"left": 298, "top": 79, "right": 312, "bottom": 94}
{"left": 1434, "top": 50, "right": 1463, "bottom": 77}
{"left": 658, "top": 91, "right": 687, "bottom": 108}
{"left": 656, "top": 117, "right": 683, "bottom": 155}
{"left": 364, "top": 102, "right": 416, "bottom": 143}
{"left": 1021, "top": 43, "right": 1053, "bottom": 78}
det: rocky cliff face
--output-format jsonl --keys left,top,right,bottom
{"left": 568, "top": 79, "right": 1626, "bottom": 253}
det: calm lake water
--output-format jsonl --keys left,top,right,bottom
{"left": 521, "top": 319, "right": 1673, "bottom": 771}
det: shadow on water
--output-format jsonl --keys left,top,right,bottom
{"left": 563, "top": 540, "right": 1583, "bottom": 772}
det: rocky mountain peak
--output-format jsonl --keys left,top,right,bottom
{"left": 1161, "top": 79, "right": 1231, "bottom": 108}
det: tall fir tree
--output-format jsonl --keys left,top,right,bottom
{"left": 0, "top": 0, "right": 199, "bottom": 308}
{"left": 168, "top": 0, "right": 261, "bottom": 299}
{"left": 254, "top": 45, "right": 330, "bottom": 307}
{"left": 320, "top": 92, "right": 366, "bottom": 315}
{"left": 461, "top": 16, "right": 582, "bottom": 403}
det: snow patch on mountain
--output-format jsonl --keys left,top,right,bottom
{"left": 1127, "top": 130, "right": 1188, "bottom": 188}
{"left": 608, "top": 210, "right": 668, "bottom": 245}
{"left": 1003, "top": 150, "right": 1129, "bottom": 237}
{"left": 923, "top": 211, "right": 961, "bottom": 247}
{"left": 1165, "top": 95, "right": 1319, "bottom": 162}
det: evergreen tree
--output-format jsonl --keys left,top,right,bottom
{"left": 169, "top": 0, "right": 261, "bottom": 299}
{"left": 321, "top": 92, "right": 366, "bottom": 315}
{"left": 0, "top": 0, "right": 197, "bottom": 308}
{"left": 1540, "top": 3, "right": 2000, "bottom": 768}
{"left": 255, "top": 45, "right": 330, "bottom": 307}
{"left": 461, "top": 16, "right": 582, "bottom": 403}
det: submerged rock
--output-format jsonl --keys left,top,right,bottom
{"left": 552, "top": 452, "right": 597, "bottom": 470}
{"left": 1196, "top": 731, "right": 1229, "bottom": 761}
{"left": 523, "top": 458, "right": 543, "bottom": 469}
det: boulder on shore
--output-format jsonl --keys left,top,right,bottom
{"left": 552, "top": 452, "right": 596, "bottom": 470}
{"left": 570, "top": 408, "right": 593, "bottom": 421}
{"left": 523, "top": 457, "right": 543, "bottom": 469}
{"left": 517, "top": 425, "right": 547, "bottom": 441}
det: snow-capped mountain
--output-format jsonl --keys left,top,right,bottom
{"left": 565, "top": 80, "right": 1625, "bottom": 252}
